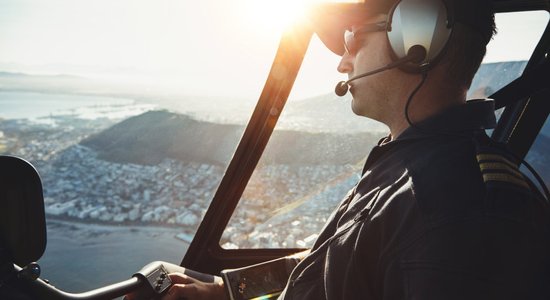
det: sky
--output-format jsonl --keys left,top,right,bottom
{"left": 0, "top": 0, "right": 548, "bottom": 100}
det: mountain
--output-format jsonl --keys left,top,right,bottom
{"left": 541, "top": 118, "right": 550, "bottom": 138}
{"left": 469, "top": 61, "right": 528, "bottom": 98}
{"left": 281, "top": 93, "right": 388, "bottom": 133}
{"left": 0, "top": 71, "right": 81, "bottom": 79}
{"left": 0, "top": 71, "right": 92, "bottom": 95}
{"left": 81, "top": 110, "right": 382, "bottom": 166}
{"left": 81, "top": 111, "right": 242, "bottom": 166}
{"left": 0, "top": 71, "right": 29, "bottom": 77}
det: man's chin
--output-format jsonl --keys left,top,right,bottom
{"left": 351, "top": 101, "right": 362, "bottom": 116}
{"left": 351, "top": 98, "right": 367, "bottom": 117}
{"left": 351, "top": 98, "right": 382, "bottom": 122}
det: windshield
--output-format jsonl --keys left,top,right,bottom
{"left": 0, "top": 0, "right": 280, "bottom": 292}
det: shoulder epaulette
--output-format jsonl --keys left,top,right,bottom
{"left": 473, "top": 132, "right": 531, "bottom": 191}
{"left": 476, "top": 152, "right": 530, "bottom": 190}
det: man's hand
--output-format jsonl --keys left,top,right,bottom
{"left": 162, "top": 272, "right": 228, "bottom": 300}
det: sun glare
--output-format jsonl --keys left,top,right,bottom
{"left": 242, "top": 0, "right": 359, "bottom": 33}
{"left": 243, "top": 0, "right": 310, "bottom": 32}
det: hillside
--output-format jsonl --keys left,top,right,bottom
{"left": 81, "top": 110, "right": 241, "bottom": 166}
{"left": 81, "top": 110, "right": 382, "bottom": 166}
{"left": 469, "top": 61, "right": 528, "bottom": 97}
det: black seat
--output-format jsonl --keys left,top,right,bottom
{"left": 0, "top": 156, "right": 46, "bottom": 267}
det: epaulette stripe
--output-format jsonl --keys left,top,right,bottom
{"left": 482, "top": 173, "right": 530, "bottom": 189}
{"left": 479, "top": 162, "right": 524, "bottom": 179}
{"left": 476, "top": 154, "right": 518, "bottom": 169}
{"left": 476, "top": 153, "right": 529, "bottom": 189}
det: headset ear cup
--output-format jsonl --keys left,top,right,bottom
{"left": 386, "top": 0, "right": 453, "bottom": 73}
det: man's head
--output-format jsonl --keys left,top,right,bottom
{"left": 327, "top": 0, "right": 496, "bottom": 129}
{"left": 342, "top": 0, "right": 496, "bottom": 85}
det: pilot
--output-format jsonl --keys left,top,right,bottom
{"left": 134, "top": 0, "right": 550, "bottom": 299}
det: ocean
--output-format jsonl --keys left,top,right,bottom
{"left": 39, "top": 220, "right": 190, "bottom": 294}
{"left": 0, "top": 91, "right": 154, "bottom": 123}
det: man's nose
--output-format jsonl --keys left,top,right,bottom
{"left": 337, "top": 53, "right": 353, "bottom": 74}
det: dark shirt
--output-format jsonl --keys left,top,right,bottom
{"left": 279, "top": 99, "right": 550, "bottom": 300}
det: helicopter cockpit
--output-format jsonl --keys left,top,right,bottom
{"left": 0, "top": 0, "right": 549, "bottom": 299}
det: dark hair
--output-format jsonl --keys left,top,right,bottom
{"left": 367, "top": 0, "right": 497, "bottom": 87}
{"left": 441, "top": 0, "right": 497, "bottom": 88}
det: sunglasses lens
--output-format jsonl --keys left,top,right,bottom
{"left": 344, "top": 30, "right": 355, "bottom": 55}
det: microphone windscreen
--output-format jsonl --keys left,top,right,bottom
{"left": 407, "top": 45, "right": 427, "bottom": 64}
{"left": 335, "top": 81, "right": 349, "bottom": 97}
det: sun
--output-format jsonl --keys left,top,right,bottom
{"left": 241, "top": 0, "right": 318, "bottom": 33}
{"left": 241, "top": 0, "right": 362, "bottom": 35}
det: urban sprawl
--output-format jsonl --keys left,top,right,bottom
{"left": 1, "top": 115, "right": 360, "bottom": 249}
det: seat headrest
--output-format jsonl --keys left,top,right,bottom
{"left": 0, "top": 156, "right": 46, "bottom": 266}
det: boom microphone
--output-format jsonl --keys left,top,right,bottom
{"left": 335, "top": 45, "right": 427, "bottom": 97}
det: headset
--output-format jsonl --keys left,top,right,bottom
{"left": 335, "top": 0, "right": 455, "bottom": 95}
{"left": 386, "top": 0, "right": 454, "bottom": 73}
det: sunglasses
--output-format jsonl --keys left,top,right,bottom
{"left": 344, "top": 22, "right": 387, "bottom": 56}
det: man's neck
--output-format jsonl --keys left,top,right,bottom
{"left": 386, "top": 87, "right": 466, "bottom": 141}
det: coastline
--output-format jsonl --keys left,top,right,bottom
{"left": 46, "top": 217, "right": 195, "bottom": 234}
